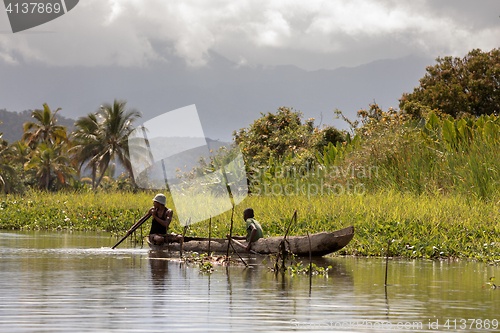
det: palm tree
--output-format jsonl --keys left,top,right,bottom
{"left": 23, "top": 103, "right": 68, "bottom": 146}
{"left": 93, "top": 99, "right": 141, "bottom": 189}
{"left": 24, "top": 143, "right": 74, "bottom": 190}
{"left": 9, "top": 140, "right": 31, "bottom": 166}
{"left": 0, "top": 146, "right": 13, "bottom": 193}
{"left": 0, "top": 123, "right": 15, "bottom": 193}
{"left": 6, "top": 140, "right": 31, "bottom": 191}
{"left": 70, "top": 113, "right": 103, "bottom": 189}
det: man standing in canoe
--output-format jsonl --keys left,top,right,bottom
{"left": 227, "top": 208, "right": 264, "bottom": 251}
{"left": 148, "top": 193, "right": 183, "bottom": 245}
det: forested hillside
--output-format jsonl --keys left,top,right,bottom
{"left": 0, "top": 108, "right": 75, "bottom": 142}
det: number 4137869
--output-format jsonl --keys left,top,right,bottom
{"left": 5, "top": 2, "right": 62, "bottom": 14}
{"left": 444, "top": 319, "right": 498, "bottom": 330}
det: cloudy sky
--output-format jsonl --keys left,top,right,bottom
{"left": 0, "top": 0, "right": 499, "bottom": 140}
{"left": 1, "top": 0, "right": 499, "bottom": 69}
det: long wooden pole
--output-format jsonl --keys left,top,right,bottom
{"left": 276, "top": 210, "right": 297, "bottom": 272}
{"left": 129, "top": 212, "right": 151, "bottom": 232}
{"left": 208, "top": 216, "right": 212, "bottom": 254}
{"left": 308, "top": 232, "right": 312, "bottom": 295}
{"left": 140, "top": 224, "right": 143, "bottom": 248}
{"left": 284, "top": 210, "right": 297, "bottom": 240}
{"left": 385, "top": 239, "right": 391, "bottom": 286}
{"left": 180, "top": 223, "right": 189, "bottom": 258}
{"left": 226, "top": 205, "right": 235, "bottom": 258}
{"left": 229, "top": 241, "right": 248, "bottom": 266}
{"left": 112, "top": 212, "right": 151, "bottom": 249}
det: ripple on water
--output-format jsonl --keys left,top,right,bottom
{"left": 1, "top": 232, "right": 500, "bottom": 332}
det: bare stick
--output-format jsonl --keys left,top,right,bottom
{"left": 308, "top": 231, "right": 312, "bottom": 295}
{"left": 140, "top": 224, "right": 143, "bottom": 248}
{"left": 276, "top": 210, "right": 297, "bottom": 272}
{"left": 385, "top": 239, "right": 391, "bottom": 286}
{"left": 229, "top": 241, "right": 248, "bottom": 266}
{"left": 283, "top": 210, "right": 297, "bottom": 241}
{"left": 226, "top": 205, "right": 235, "bottom": 258}
{"left": 180, "top": 222, "right": 189, "bottom": 258}
{"left": 208, "top": 216, "right": 212, "bottom": 254}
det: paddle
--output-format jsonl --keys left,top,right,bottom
{"left": 112, "top": 212, "right": 151, "bottom": 249}
{"left": 230, "top": 238, "right": 261, "bottom": 255}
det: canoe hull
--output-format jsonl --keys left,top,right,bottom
{"left": 147, "top": 225, "right": 354, "bottom": 257}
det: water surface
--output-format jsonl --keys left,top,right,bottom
{"left": 0, "top": 231, "right": 499, "bottom": 332}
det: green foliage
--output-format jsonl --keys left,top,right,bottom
{"left": 70, "top": 112, "right": 102, "bottom": 189}
{"left": 199, "top": 262, "right": 214, "bottom": 273}
{"left": 400, "top": 48, "right": 500, "bottom": 117}
{"left": 484, "top": 277, "right": 497, "bottom": 289}
{"left": 92, "top": 100, "right": 141, "bottom": 189}
{"left": 4, "top": 101, "right": 141, "bottom": 194}
{"left": 2, "top": 190, "right": 500, "bottom": 263}
{"left": 354, "top": 103, "right": 408, "bottom": 136}
{"left": 330, "top": 105, "right": 500, "bottom": 201}
{"left": 0, "top": 108, "right": 75, "bottom": 143}
{"left": 24, "top": 143, "right": 74, "bottom": 191}
{"left": 316, "top": 135, "right": 361, "bottom": 167}
{"left": 233, "top": 107, "right": 310, "bottom": 166}
{"left": 183, "top": 252, "right": 240, "bottom": 271}
{"left": 287, "top": 262, "right": 332, "bottom": 277}
{"left": 232, "top": 107, "right": 347, "bottom": 196}
{"left": 1, "top": 105, "right": 77, "bottom": 192}
{"left": 22, "top": 103, "right": 68, "bottom": 146}
{"left": 0, "top": 190, "right": 156, "bottom": 232}
{"left": 0, "top": 124, "right": 16, "bottom": 194}
{"left": 233, "top": 106, "right": 344, "bottom": 168}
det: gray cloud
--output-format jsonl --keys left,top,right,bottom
{"left": 0, "top": 0, "right": 498, "bottom": 70}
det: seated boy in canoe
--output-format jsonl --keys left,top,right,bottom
{"left": 226, "top": 208, "right": 264, "bottom": 251}
{"left": 147, "top": 193, "right": 183, "bottom": 245}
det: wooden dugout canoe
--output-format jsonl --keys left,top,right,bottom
{"left": 147, "top": 225, "right": 354, "bottom": 257}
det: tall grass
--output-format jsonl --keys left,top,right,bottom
{"left": 1, "top": 190, "right": 500, "bottom": 262}
{"left": 0, "top": 190, "right": 158, "bottom": 232}
{"left": 249, "top": 114, "right": 500, "bottom": 203}
{"left": 330, "top": 119, "right": 500, "bottom": 201}
{"left": 2, "top": 114, "right": 500, "bottom": 262}
{"left": 448, "top": 139, "right": 500, "bottom": 199}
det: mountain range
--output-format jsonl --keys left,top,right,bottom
{"left": 0, "top": 52, "right": 431, "bottom": 142}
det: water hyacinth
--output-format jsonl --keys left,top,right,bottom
{"left": 1, "top": 189, "right": 500, "bottom": 263}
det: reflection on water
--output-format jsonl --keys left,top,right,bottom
{"left": 0, "top": 231, "right": 500, "bottom": 332}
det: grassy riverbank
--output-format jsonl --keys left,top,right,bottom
{"left": 1, "top": 190, "right": 499, "bottom": 263}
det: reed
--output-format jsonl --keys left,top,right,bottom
{"left": 0, "top": 189, "right": 158, "bottom": 233}
{"left": 329, "top": 114, "right": 500, "bottom": 201}
{"left": 1, "top": 189, "right": 500, "bottom": 262}
{"left": 253, "top": 113, "right": 500, "bottom": 202}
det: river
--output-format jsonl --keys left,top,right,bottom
{"left": 0, "top": 231, "right": 499, "bottom": 332}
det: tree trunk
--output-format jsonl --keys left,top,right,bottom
{"left": 94, "top": 162, "right": 109, "bottom": 189}
{"left": 124, "top": 162, "right": 136, "bottom": 188}
{"left": 91, "top": 164, "right": 96, "bottom": 190}
{"left": 45, "top": 167, "right": 50, "bottom": 191}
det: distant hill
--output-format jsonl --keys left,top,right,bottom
{"left": 0, "top": 108, "right": 76, "bottom": 143}
{"left": 0, "top": 53, "right": 431, "bottom": 142}
{"left": 0, "top": 108, "right": 228, "bottom": 180}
